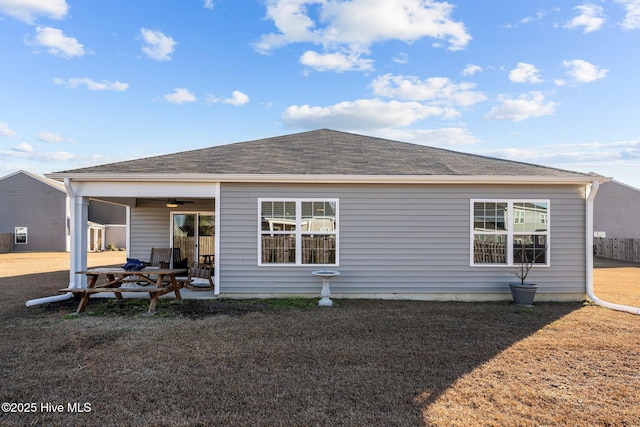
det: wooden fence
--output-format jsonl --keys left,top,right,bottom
{"left": 594, "top": 237, "right": 639, "bottom": 263}
{"left": 473, "top": 241, "right": 506, "bottom": 264}
{"left": 262, "top": 235, "right": 336, "bottom": 264}
{"left": 0, "top": 233, "right": 12, "bottom": 253}
{"left": 172, "top": 236, "right": 215, "bottom": 265}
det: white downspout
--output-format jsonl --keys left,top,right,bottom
{"left": 586, "top": 181, "right": 640, "bottom": 315}
{"left": 26, "top": 178, "right": 86, "bottom": 307}
{"left": 26, "top": 293, "right": 73, "bottom": 307}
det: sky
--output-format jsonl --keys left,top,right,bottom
{"left": 1, "top": 0, "right": 639, "bottom": 188}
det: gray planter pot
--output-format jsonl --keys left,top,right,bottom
{"left": 509, "top": 283, "right": 538, "bottom": 305}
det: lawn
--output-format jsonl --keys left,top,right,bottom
{"left": 0, "top": 252, "right": 639, "bottom": 426}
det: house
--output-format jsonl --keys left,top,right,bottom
{"left": 47, "top": 129, "right": 609, "bottom": 301}
{"left": 594, "top": 179, "right": 640, "bottom": 239}
{"left": 0, "top": 170, "right": 126, "bottom": 252}
{"left": 593, "top": 179, "right": 640, "bottom": 262}
{"left": 0, "top": 170, "right": 67, "bottom": 252}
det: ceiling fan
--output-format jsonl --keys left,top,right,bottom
{"left": 151, "top": 198, "right": 195, "bottom": 208}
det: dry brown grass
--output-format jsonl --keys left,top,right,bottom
{"left": 0, "top": 252, "right": 639, "bottom": 426}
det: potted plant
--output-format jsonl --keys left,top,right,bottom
{"left": 509, "top": 245, "right": 546, "bottom": 305}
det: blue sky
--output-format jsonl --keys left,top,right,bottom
{"left": 1, "top": 0, "right": 639, "bottom": 188}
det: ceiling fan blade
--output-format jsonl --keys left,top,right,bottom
{"left": 167, "top": 198, "right": 194, "bottom": 205}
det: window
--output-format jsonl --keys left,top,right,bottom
{"left": 15, "top": 227, "right": 27, "bottom": 244}
{"left": 471, "top": 200, "right": 549, "bottom": 266}
{"left": 260, "top": 199, "right": 338, "bottom": 265}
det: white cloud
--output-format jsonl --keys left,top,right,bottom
{"left": 484, "top": 147, "right": 541, "bottom": 161}
{"left": 12, "top": 142, "right": 33, "bottom": 153}
{"left": 615, "top": 0, "right": 640, "bottom": 29}
{"left": 300, "top": 50, "right": 374, "bottom": 72}
{"left": 36, "top": 131, "right": 75, "bottom": 143}
{"left": 509, "top": 62, "right": 543, "bottom": 83}
{"left": 53, "top": 77, "right": 129, "bottom": 91}
{"left": 462, "top": 64, "right": 482, "bottom": 76}
{"left": 0, "top": 122, "right": 18, "bottom": 138}
{"left": 203, "top": 0, "right": 214, "bottom": 10}
{"left": 480, "top": 139, "right": 640, "bottom": 188}
{"left": 320, "top": 0, "right": 471, "bottom": 49}
{"left": 371, "top": 74, "right": 486, "bottom": 107}
{"left": 31, "top": 26, "right": 84, "bottom": 58}
{"left": 484, "top": 91, "right": 557, "bottom": 122}
{"left": 163, "top": 88, "right": 196, "bottom": 104}
{"left": 282, "top": 98, "right": 447, "bottom": 129}
{"left": 3, "top": 148, "right": 75, "bottom": 161}
{"left": 222, "top": 91, "right": 250, "bottom": 106}
{"left": 205, "top": 94, "right": 220, "bottom": 104}
{"left": 563, "top": 4, "right": 605, "bottom": 33}
{"left": 393, "top": 52, "right": 409, "bottom": 64}
{"left": 520, "top": 10, "right": 547, "bottom": 24}
{"left": 0, "top": 148, "right": 111, "bottom": 174}
{"left": 552, "top": 140, "right": 640, "bottom": 150}
{"left": 255, "top": 0, "right": 471, "bottom": 71}
{"left": 487, "top": 140, "right": 640, "bottom": 166}
{"left": 0, "top": 0, "right": 68, "bottom": 23}
{"left": 140, "top": 28, "right": 177, "bottom": 61}
{"left": 562, "top": 59, "right": 608, "bottom": 83}
{"left": 206, "top": 91, "right": 250, "bottom": 106}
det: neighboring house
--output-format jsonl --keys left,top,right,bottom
{"left": 89, "top": 200, "right": 127, "bottom": 250}
{"left": 594, "top": 179, "right": 640, "bottom": 239}
{"left": 0, "top": 170, "right": 126, "bottom": 252}
{"left": 48, "top": 129, "right": 609, "bottom": 301}
{"left": 0, "top": 170, "right": 67, "bottom": 252}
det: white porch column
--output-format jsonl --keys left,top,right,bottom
{"left": 66, "top": 179, "right": 89, "bottom": 288}
{"left": 214, "top": 182, "right": 220, "bottom": 295}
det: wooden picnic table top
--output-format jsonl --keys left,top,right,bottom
{"left": 76, "top": 267, "right": 187, "bottom": 275}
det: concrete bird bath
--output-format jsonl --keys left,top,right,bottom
{"left": 312, "top": 270, "right": 340, "bottom": 307}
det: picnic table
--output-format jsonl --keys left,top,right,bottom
{"left": 60, "top": 267, "right": 187, "bottom": 315}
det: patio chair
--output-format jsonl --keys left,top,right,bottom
{"left": 144, "top": 247, "right": 188, "bottom": 269}
{"left": 177, "top": 263, "right": 214, "bottom": 291}
{"left": 144, "top": 248, "right": 173, "bottom": 268}
{"left": 137, "top": 248, "right": 187, "bottom": 286}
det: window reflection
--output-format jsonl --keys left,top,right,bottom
{"left": 473, "top": 202, "right": 507, "bottom": 231}
{"left": 302, "top": 201, "right": 336, "bottom": 232}
{"left": 513, "top": 202, "right": 548, "bottom": 233}
{"left": 261, "top": 201, "right": 297, "bottom": 231}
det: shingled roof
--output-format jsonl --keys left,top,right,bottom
{"left": 54, "top": 129, "right": 594, "bottom": 179}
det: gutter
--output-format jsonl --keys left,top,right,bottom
{"left": 586, "top": 181, "right": 640, "bottom": 315}
{"left": 45, "top": 172, "right": 606, "bottom": 186}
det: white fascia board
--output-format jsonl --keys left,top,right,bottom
{"left": 68, "top": 179, "right": 217, "bottom": 198}
{"left": 49, "top": 173, "right": 612, "bottom": 186}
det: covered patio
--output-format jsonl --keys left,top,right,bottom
{"left": 63, "top": 177, "right": 220, "bottom": 294}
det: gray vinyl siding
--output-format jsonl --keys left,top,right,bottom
{"left": 219, "top": 183, "right": 587, "bottom": 296}
{"left": 128, "top": 200, "right": 215, "bottom": 263}
{"left": 129, "top": 208, "right": 172, "bottom": 261}
{"left": 594, "top": 180, "right": 640, "bottom": 238}
{"left": 0, "top": 173, "right": 67, "bottom": 252}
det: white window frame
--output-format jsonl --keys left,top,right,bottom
{"left": 258, "top": 198, "right": 339, "bottom": 266}
{"left": 15, "top": 227, "right": 27, "bottom": 244}
{"left": 470, "top": 199, "right": 550, "bottom": 267}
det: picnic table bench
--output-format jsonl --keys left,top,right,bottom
{"left": 60, "top": 267, "right": 186, "bottom": 315}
